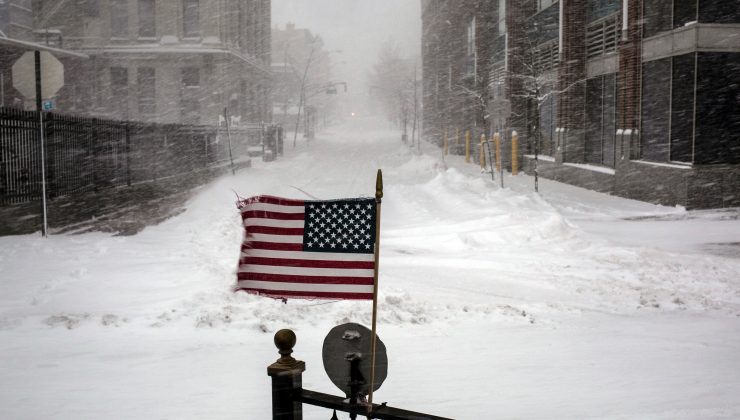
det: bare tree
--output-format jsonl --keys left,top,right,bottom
{"left": 369, "top": 39, "right": 419, "bottom": 143}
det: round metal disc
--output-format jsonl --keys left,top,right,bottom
{"left": 322, "top": 323, "right": 388, "bottom": 396}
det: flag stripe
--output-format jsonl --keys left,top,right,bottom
{"left": 242, "top": 242, "right": 304, "bottom": 252}
{"left": 241, "top": 249, "right": 375, "bottom": 262}
{"left": 242, "top": 210, "right": 305, "bottom": 221}
{"left": 239, "top": 264, "right": 374, "bottom": 277}
{"left": 238, "top": 272, "right": 374, "bottom": 285}
{"left": 243, "top": 289, "right": 374, "bottom": 300}
{"left": 240, "top": 256, "right": 375, "bottom": 269}
{"left": 237, "top": 280, "right": 374, "bottom": 294}
{"left": 241, "top": 202, "right": 306, "bottom": 214}
{"left": 244, "top": 218, "right": 305, "bottom": 228}
{"left": 246, "top": 226, "right": 305, "bottom": 236}
{"left": 247, "top": 233, "right": 303, "bottom": 244}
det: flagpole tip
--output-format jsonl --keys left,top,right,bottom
{"left": 376, "top": 169, "right": 383, "bottom": 201}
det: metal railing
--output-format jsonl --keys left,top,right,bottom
{"left": 267, "top": 329, "right": 453, "bottom": 420}
{"left": 534, "top": 40, "right": 559, "bottom": 73}
{"left": 586, "top": 12, "right": 621, "bottom": 59}
{"left": 1, "top": 107, "right": 279, "bottom": 206}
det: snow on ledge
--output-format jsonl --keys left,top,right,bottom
{"left": 632, "top": 160, "right": 693, "bottom": 170}
{"left": 563, "top": 162, "right": 616, "bottom": 175}
{"left": 524, "top": 154, "right": 555, "bottom": 162}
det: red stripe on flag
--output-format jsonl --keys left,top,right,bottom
{"left": 237, "top": 272, "right": 374, "bottom": 285}
{"left": 241, "top": 242, "right": 304, "bottom": 252}
{"left": 242, "top": 210, "right": 305, "bottom": 221}
{"left": 239, "top": 257, "right": 375, "bottom": 270}
{"left": 246, "top": 226, "right": 305, "bottom": 236}
{"left": 240, "top": 288, "right": 374, "bottom": 301}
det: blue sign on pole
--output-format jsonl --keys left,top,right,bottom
{"left": 43, "top": 100, "right": 54, "bottom": 111}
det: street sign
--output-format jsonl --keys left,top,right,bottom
{"left": 322, "top": 323, "right": 388, "bottom": 397}
{"left": 11, "top": 51, "right": 65, "bottom": 99}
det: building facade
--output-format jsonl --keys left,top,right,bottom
{"left": 3, "top": 0, "right": 271, "bottom": 125}
{"left": 421, "top": 0, "right": 740, "bottom": 209}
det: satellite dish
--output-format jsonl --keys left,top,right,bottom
{"left": 322, "top": 323, "right": 388, "bottom": 397}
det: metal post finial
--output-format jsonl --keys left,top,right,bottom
{"left": 269, "top": 329, "right": 304, "bottom": 372}
{"left": 375, "top": 169, "right": 383, "bottom": 202}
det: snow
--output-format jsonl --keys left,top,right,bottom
{"left": 633, "top": 159, "right": 693, "bottom": 170}
{"left": 1, "top": 117, "right": 739, "bottom": 419}
{"left": 563, "top": 162, "right": 616, "bottom": 175}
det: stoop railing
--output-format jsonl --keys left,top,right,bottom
{"left": 267, "top": 329, "right": 453, "bottom": 420}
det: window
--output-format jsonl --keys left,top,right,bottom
{"left": 181, "top": 67, "right": 199, "bottom": 87}
{"left": 110, "top": 0, "right": 129, "bottom": 38}
{"left": 78, "top": 0, "right": 100, "bottom": 17}
{"left": 538, "top": 0, "right": 556, "bottom": 12}
{"left": 466, "top": 16, "right": 476, "bottom": 56}
{"left": 585, "top": 74, "right": 616, "bottom": 167}
{"left": 699, "top": 0, "right": 740, "bottom": 24}
{"left": 694, "top": 52, "right": 740, "bottom": 164}
{"left": 640, "top": 58, "right": 671, "bottom": 162}
{"left": 586, "top": 0, "right": 618, "bottom": 22}
{"left": 180, "top": 67, "right": 200, "bottom": 123}
{"left": 498, "top": 0, "right": 506, "bottom": 35}
{"left": 110, "top": 67, "right": 129, "bottom": 118}
{"left": 138, "top": 0, "right": 155, "bottom": 38}
{"left": 642, "top": 1, "right": 672, "bottom": 38}
{"left": 183, "top": 0, "right": 199, "bottom": 38}
{"left": 138, "top": 67, "right": 156, "bottom": 115}
{"left": 466, "top": 16, "right": 477, "bottom": 78}
{"left": 670, "top": 54, "right": 695, "bottom": 163}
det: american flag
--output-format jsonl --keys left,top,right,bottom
{"left": 236, "top": 195, "right": 377, "bottom": 300}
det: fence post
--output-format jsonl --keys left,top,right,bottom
{"left": 479, "top": 134, "right": 486, "bottom": 170}
{"left": 512, "top": 130, "right": 519, "bottom": 175}
{"left": 494, "top": 132, "right": 501, "bottom": 173}
{"left": 465, "top": 130, "right": 471, "bottom": 163}
{"left": 443, "top": 128, "right": 448, "bottom": 156}
{"left": 125, "top": 122, "right": 131, "bottom": 186}
{"left": 267, "top": 329, "right": 305, "bottom": 420}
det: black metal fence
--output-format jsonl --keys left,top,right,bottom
{"left": 268, "top": 329, "right": 453, "bottom": 420}
{"left": 1, "top": 107, "right": 277, "bottom": 206}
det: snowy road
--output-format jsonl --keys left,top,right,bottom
{"left": 1, "top": 118, "right": 740, "bottom": 419}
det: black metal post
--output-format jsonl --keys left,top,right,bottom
{"left": 267, "top": 329, "right": 305, "bottom": 420}
{"left": 125, "top": 122, "right": 131, "bottom": 186}
{"left": 34, "top": 50, "right": 48, "bottom": 237}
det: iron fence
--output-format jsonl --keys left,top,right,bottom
{"left": 1, "top": 107, "right": 277, "bottom": 206}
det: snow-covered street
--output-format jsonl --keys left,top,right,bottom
{"left": 1, "top": 119, "right": 739, "bottom": 419}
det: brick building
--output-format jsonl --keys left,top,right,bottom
{"left": 2, "top": 0, "right": 272, "bottom": 125}
{"left": 421, "top": 0, "right": 740, "bottom": 208}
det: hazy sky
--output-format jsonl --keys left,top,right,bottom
{"left": 272, "top": 0, "right": 421, "bottom": 112}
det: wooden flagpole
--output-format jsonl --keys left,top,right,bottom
{"left": 368, "top": 169, "right": 383, "bottom": 407}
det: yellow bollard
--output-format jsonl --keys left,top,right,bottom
{"left": 479, "top": 134, "right": 486, "bottom": 169}
{"left": 494, "top": 132, "right": 501, "bottom": 172}
{"left": 512, "top": 131, "right": 519, "bottom": 175}
{"left": 465, "top": 130, "right": 471, "bottom": 163}
{"left": 443, "top": 128, "right": 448, "bottom": 155}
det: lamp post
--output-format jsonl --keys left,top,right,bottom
{"left": 292, "top": 46, "right": 343, "bottom": 148}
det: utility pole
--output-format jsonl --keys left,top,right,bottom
{"left": 412, "top": 63, "right": 420, "bottom": 153}
{"left": 293, "top": 40, "right": 318, "bottom": 148}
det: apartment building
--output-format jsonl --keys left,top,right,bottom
{"left": 421, "top": 0, "right": 740, "bottom": 208}
{"left": 7, "top": 0, "right": 271, "bottom": 125}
